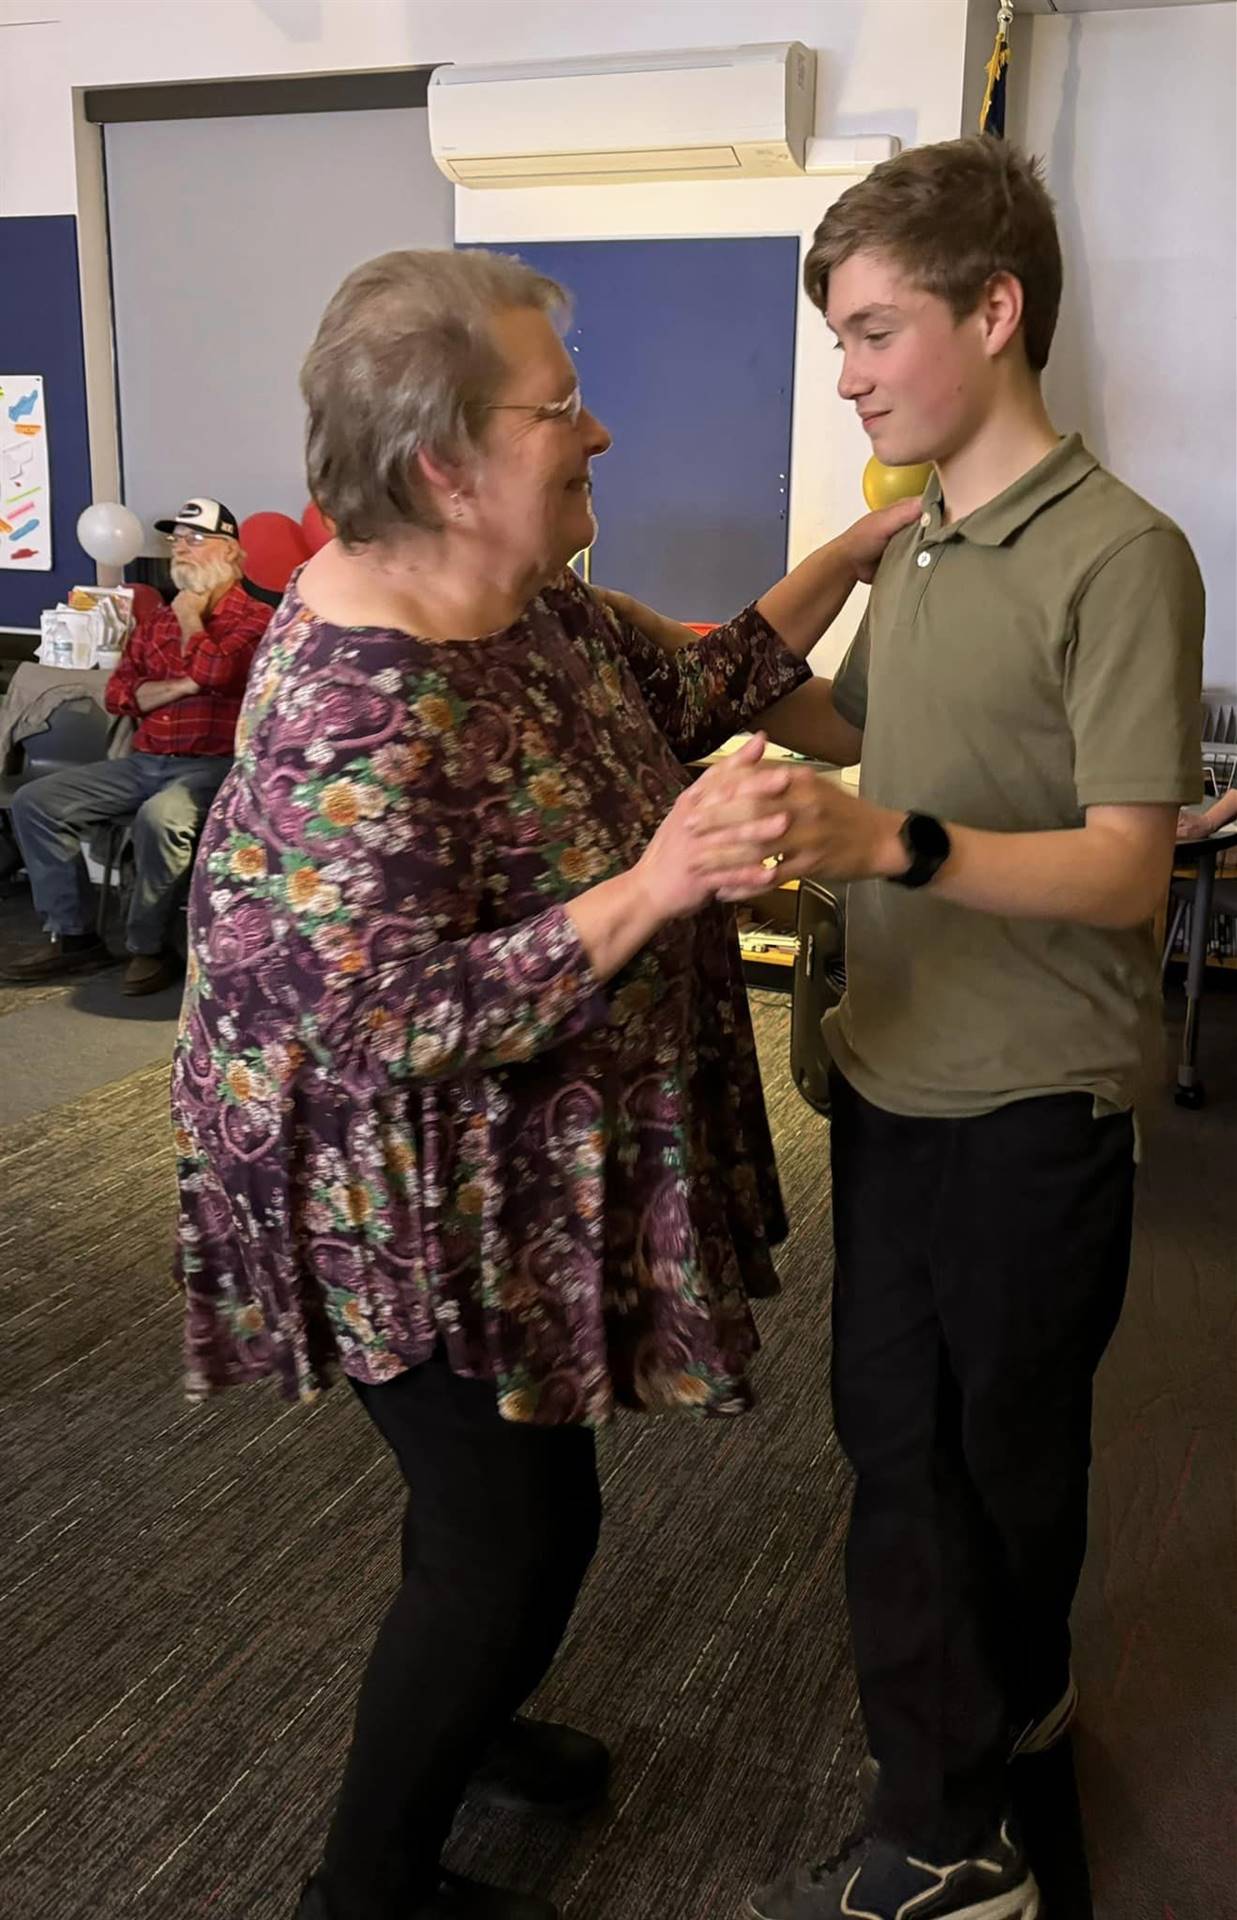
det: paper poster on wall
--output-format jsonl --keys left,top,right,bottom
{"left": 0, "top": 375, "right": 53, "bottom": 571}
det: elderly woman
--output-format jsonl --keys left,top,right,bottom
{"left": 172, "top": 249, "right": 912, "bottom": 1920}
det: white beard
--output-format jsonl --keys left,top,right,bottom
{"left": 171, "top": 552, "right": 238, "bottom": 595}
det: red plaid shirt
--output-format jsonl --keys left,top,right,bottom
{"left": 105, "top": 584, "right": 270, "bottom": 757}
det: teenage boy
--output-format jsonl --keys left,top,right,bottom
{"left": 686, "top": 137, "right": 1203, "bottom": 1920}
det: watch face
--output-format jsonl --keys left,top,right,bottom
{"left": 907, "top": 812, "right": 950, "bottom": 860}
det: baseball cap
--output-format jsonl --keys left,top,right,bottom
{"left": 155, "top": 497, "right": 240, "bottom": 539}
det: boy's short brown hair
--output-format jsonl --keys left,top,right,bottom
{"left": 804, "top": 137, "right": 1063, "bottom": 372}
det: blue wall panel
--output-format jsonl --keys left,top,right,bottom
{"left": 477, "top": 237, "right": 798, "bottom": 623}
{"left": 0, "top": 215, "right": 94, "bottom": 629}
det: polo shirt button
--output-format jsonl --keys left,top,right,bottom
{"left": 919, "top": 511, "right": 931, "bottom": 528}
{"left": 916, "top": 550, "right": 932, "bottom": 568}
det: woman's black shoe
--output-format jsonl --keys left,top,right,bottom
{"left": 466, "top": 1716, "right": 611, "bottom": 1818}
{"left": 297, "top": 1868, "right": 558, "bottom": 1918}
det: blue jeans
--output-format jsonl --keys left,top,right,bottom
{"left": 10, "top": 751, "right": 232, "bottom": 953}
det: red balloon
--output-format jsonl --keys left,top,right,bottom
{"left": 301, "top": 501, "right": 334, "bottom": 554}
{"left": 240, "top": 512, "right": 311, "bottom": 592}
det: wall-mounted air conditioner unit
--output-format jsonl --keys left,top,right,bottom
{"left": 428, "top": 43, "right": 817, "bottom": 190}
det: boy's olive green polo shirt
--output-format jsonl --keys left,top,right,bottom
{"left": 826, "top": 434, "right": 1204, "bottom": 1118}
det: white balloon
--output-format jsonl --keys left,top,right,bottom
{"left": 76, "top": 501, "right": 145, "bottom": 567}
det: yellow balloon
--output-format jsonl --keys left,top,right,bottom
{"left": 862, "top": 456, "right": 934, "bottom": 511}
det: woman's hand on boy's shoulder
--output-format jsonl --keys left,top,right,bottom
{"left": 843, "top": 496, "right": 924, "bottom": 584}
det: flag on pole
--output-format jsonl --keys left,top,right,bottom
{"left": 979, "top": 4, "right": 1013, "bottom": 137}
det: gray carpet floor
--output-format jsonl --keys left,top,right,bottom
{"left": 0, "top": 892, "right": 181, "bottom": 1125}
{"left": 0, "top": 987, "right": 1233, "bottom": 1920}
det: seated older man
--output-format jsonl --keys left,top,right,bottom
{"left": 1, "top": 497, "right": 270, "bottom": 995}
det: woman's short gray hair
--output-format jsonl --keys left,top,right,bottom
{"left": 301, "top": 248, "right": 569, "bottom": 547}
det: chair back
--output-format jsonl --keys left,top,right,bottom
{"left": 22, "top": 699, "right": 113, "bottom": 776}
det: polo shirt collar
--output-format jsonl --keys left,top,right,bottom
{"left": 920, "top": 433, "right": 1099, "bottom": 548}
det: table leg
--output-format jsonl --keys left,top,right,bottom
{"left": 1176, "top": 848, "right": 1216, "bottom": 1107}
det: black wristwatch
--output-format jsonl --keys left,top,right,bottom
{"left": 888, "top": 811, "right": 951, "bottom": 890}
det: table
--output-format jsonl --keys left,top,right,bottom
{"left": 1168, "top": 823, "right": 1237, "bottom": 1109}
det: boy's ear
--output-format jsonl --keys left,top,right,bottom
{"left": 981, "top": 270, "right": 1026, "bottom": 360}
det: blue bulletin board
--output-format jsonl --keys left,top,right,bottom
{"left": 0, "top": 216, "right": 93, "bottom": 630}
{"left": 474, "top": 237, "right": 799, "bottom": 623}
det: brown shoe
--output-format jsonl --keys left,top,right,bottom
{"left": 122, "top": 952, "right": 180, "bottom": 996}
{"left": 0, "top": 932, "right": 107, "bottom": 983}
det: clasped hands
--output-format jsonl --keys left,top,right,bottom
{"left": 683, "top": 732, "right": 906, "bottom": 902}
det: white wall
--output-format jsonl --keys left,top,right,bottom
{"left": 0, "top": 0, "right": 970, "bottom": 219}
{"left": 1014, "top": 3, "right": 1237, "bottom": 692}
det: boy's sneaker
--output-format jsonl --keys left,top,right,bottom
{"left": 748, "top": 1822, "right": 1039, "bottom": 1920}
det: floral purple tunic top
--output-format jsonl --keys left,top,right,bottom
{"left": 173, "top": 568, "right": 810, "bottom": 1425}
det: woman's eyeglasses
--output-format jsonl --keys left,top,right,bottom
{"left": 485, "top": 389, "right": 584, "bottom": 427}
